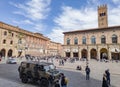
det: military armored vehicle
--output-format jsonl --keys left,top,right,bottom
{"left": 18, "top": 61, "right": 60, "bottom": 87}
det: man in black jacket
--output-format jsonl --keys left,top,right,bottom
{"left": 60, "top": 73, "right": 68, "bottom": 87}
{"left": 85, "top": 66, "right": 90, "bottom": 80}
{"left": 105, "top": 69, "right": 110, "bottom": 86}
{"left": 55, "top": 79, "right": 60, "bottom": 87}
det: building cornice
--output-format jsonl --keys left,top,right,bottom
{"left": 62, "top": 43, "right": 120, "bottom": 47}
{"left": 63, "top": 25, "right": 120, "bottom": 34}
{"left": 0, "top": 21, "right": 50, "bottom": 40}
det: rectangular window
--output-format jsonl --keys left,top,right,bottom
{"left": 101, "top": 38, "right": 106, "bottom": 44}
{"left": 67, "top": 40, "right": 70, "bottom": 45}
{"left": 112, "top": 38, "right": 117, "bottom": 43}
{"left": 92, "top": 39, "right": 96, "bottom": 44}
{"left": 75, "top": 41, "right": 78, "bottom": 45}
{"left": 67, "top": 42, "right": 70, "bottom": 45}
{"left": 82, "top": 40, "right": 86, "bottom": 44}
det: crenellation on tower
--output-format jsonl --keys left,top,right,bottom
{"left": 98, "top": 4, "right": 107, "bottom": 9}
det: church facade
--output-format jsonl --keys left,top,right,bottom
{"left": 63, "top": 5, "right": 120, "bottom": 60}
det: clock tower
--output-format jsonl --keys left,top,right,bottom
{"left": 98, "top": 4, "right": 108, "bottom": 28}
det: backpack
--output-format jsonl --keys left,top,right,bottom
{"left": 65, "top": 77, "right": 68, "bottom": 84}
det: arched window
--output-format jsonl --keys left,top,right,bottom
{"left": 8, "top": 49, "right": 13, "bottom": 57}
{"left": 82, "top": 36, "right": 86, "bottom": 44}
{"left": 12, "top": 33, "right": 14, "bottom": 37}
{"left": 101, "top": 35, "right": 106, "bottom": 44}
{"left": 10, "top": 40, "right": 13, "bottom": 44}
{"left": 100, "top": 12, "right": 106, "bottom": 16}
{"left": 74, "top": 37, "right": 78, "bottom": 45}
{"left": 91, "top": 36, "right": 96, "bottom": 44}
{"left": 66, "top": 38, "right": 70, "bottom": 45}
{"left": 18, "top": 39, "right": 22, "bottom": 44}
{"left": 112, "top": 34, "right": 117, "bottom": 43}
{"left": 3, "top": 39, "right": 6, "bottom": 44}
{"left": 4, "top": 31, "right": 7, "bottom": 36}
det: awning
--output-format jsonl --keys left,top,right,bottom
{"left": 110, "top": 48, "right": 120, "bottom": 53}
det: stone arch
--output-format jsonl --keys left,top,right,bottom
{"left": 100, "top": 48, "right": 108, "bottom": 59}
{"left": 8, "top": 49, "right": 13, "bottom": 57}
{"left": 81, "top": 49, "right": 87, "bottom": 59}
{"left": 1, "top": 49, "right": 6, "bottom": 57}
{"left": 90, "top": 48, "right": 97, "bottom": 59}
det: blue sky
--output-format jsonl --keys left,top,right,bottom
{"left": 0, "top": 0, "right": 120, "bottom": 44}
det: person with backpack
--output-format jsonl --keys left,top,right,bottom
{"left": 85, "top": 66, "right": 90, "bottom": 80}
{"left": 55, "top": 79, "right": 60, "bottom": 87}
{"left": 105, "top": 69, "right": 110, "bottom": 86}
{"left": 60, "top": 73, "right": 68, "bottom": 87}
{"left": 102, "top": 73, "right": 109, "bottom": 87}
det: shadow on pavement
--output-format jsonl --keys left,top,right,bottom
{"left": 59, "top": 69, "right": 116, "bottom": 87}
{"left": 0, "top": 64, "right": 117, "bottom": 87}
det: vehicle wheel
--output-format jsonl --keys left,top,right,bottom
{"left": 40, "top": 79, "right": 49, "bottom": 87}
{"left": 21, "top": 74, "right": 28, "bottom": 83}
{"left": 32, "top": 78, "right": 38, "bottom": 84}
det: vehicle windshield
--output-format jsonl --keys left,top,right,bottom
{"left": 44, "top": 64, "right": 55, "bottom": 71}
{"left": 8, "top": 59, "right": 15, "bottom": 60}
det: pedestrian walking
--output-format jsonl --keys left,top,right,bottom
{"left": 60, "top": 73, "right": 68, "bottom": 87}
{"left": 61, "top": 59, "right": 64, "bottom": 66}
{"left": 105, "top": 69, "right": 110, "bottom": 86}
{"left": 85, "top": 66, "right": 90, "bottom": 80}
{"left": 59, "top": 60, "right": 61, "bottom": 66}
{"left": 47, "top": 58, "right": 48, "bottom": 62}
{"left": 55, "top": 79, "right": 60, "bottom": 87}
{"left": 102, "top": 73, "right": 109, "bottom": 87}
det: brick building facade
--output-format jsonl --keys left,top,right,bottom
{"left": 0, "top": 21, "right": 62, "bottom": 60}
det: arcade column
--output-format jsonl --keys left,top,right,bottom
{"left": 63, "top": 51, "right": 66, "bottom": 57}
{"left": 87, "top": 50, "right": 90, "bottom": 60}
{"left": 70, "top": 51, "right": 73, "bottom": 58}
{"left": 108, "top": 50, "right": 111, "bottom": 60}
{"left": 97, "top": 50, "right": 100, "bottom": 60}
{"left": 79, "top": 50, "right": 81, "bottom": 59}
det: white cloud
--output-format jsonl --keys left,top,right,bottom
{"left": 10, "top": 0, "right": 120, "bottom": 44}
{"left": 34, "top": 24, "right": 46, "bottom": 32}
{"left": 23, "top": 20, "right": 34, "bottom": 24}
{"left": 12, "top": 19, "right": 33, "bottom": 25}
{"left": 10, "top": 0, "right": 51, "bottom": 21}
{"left": 48, "top": 6, "right": 98, "bottom": 43}
{"left": 112, "top": 0, "right": 120, "bottom": 4}
{"left": 13, "top": 20, "right": 46, "bottom": 32}
{"left": 108, "top": 5, "right": 120, "bottom": 26}
{"left": 87, "top": 0, "right": 100, "bottom": 6}
{"left": 47, "top": 28, "right": 64, "bottom": 43}
{"left": 54, "top": 6, "right": 98, "bottom": 31}
{"left": 10, "top": 0, "right": 51, "bottom": 33}
{"left": 48, "top": 3, "right": 120, "bottom": 44}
